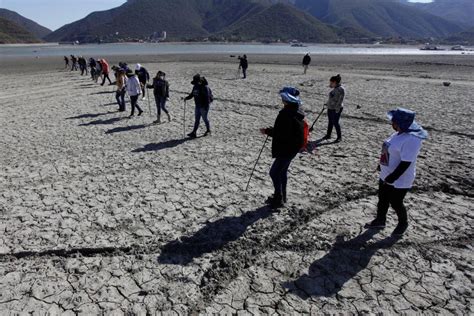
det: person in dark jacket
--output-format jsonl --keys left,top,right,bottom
{"left": 260, "top": 87, "right": 305, "bottom": 209}
{"left": 184, "top": 74, "right": 213, "bottom": 139}
{"left": 70, "top": 55, "right": 78, "bottom": 71}
{"left": 302, "top": 53, "right": 311, "bottom": 74}
{"left": 78, "top": 56, "right": 88, "bottom": 76}
{"left": 323, "top": 74, "right": 345, "bottom": 142}
{"left": 135, "top": 64, "right": 150, "bottom": 100}
{"left": 64, "top": 56, "right": 69, "bottom": 69}
{"left": 89, "top": 58, "right": 97, "bottom": 79}
{"left": 238, "top": 55, "right": 248, "bottom": 79}
{"left": 147, "top": 71, "right": 171, "bottom": 123}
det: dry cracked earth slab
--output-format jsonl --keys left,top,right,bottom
{"left": 0, "top": 55, "right": 473, "bottom": 314}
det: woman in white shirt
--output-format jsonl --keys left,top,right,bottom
{"left": 125, "top": 70, "right": 143, "bottom": 117}
{"left": 366, "top": 108, "right": 428, "bottom": 236}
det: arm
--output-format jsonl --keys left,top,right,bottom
{"left": 166, "top": 82, "right": 170, "bottom": 98}
{"left": 384, "top": 161, "right": 411, "bottom": 184}
{"left": 184, "top": 92, "right": 193, "bottom": 101}
{"left": 334, "top": 87, "right": 345, "bottom": 111}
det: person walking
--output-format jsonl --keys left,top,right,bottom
{"left": 116, "top": 68, "right": 127, "bottom": 112}
{"left": 323, "top": 74, "right": 345, "bottom": 143}
{"left": 260, "top": 87, "right": 305, "bottom": 209}
{"left": 64, "top": 56, "right": 69, "bottom": 69}
{"left": 125, "top": 70, "right": 143, "bottom": 117}
{"left": 89, "top": 58, "right": 97, "bottom": 80}
{"left": 147, "top": 71, "right": 171, "bottom": 124}
{"left": 78, "top": 56, "right": 88, "bottom": 76}
{"left": 70, "top": 55, "right": 78, "bottom": 71}
{"left": 239, "top": 55, "right": 248, "bottom": 79}
{"left": 302, "top": 53, "right": 311, "bottom": 74}
{"left": 184, "top": 74, "right": 213, "bottom": 138}
{"left": 365, "top": 108, "right": 428, "bottom": 236}
{"left": 99, "top": 59, "right": 112, "bottom": 86}
{"left": 135, "top": 64, "right": 150, "bottom": 100}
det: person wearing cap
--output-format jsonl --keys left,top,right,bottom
{"left": 135, "top": 64, "right": 150, "bottom": 100}
{"left": 302, "top": 53, "right": 311, "bottom": 74}
{"left": 125, "top": 70, "right": 143, "bottom": 117}
{"left": 100, "top": 59, "right": 112, "bottom": 86}
{"left": 183, "top": 74, "right": 213, "bottom": 139}
{"left": 238, "top": 55, "right": 248, "bottom": 79}
{"left": 366, "top": 108, "right": 428, "bottom": 236}
{"left": 147, "top": 71, "right": 171, "bottom": 123}
{"left": 260, "top": 87, "right": 305, "bottom": 209}
{"left": 323, "top": 74, "right": 345, "bottom": 143}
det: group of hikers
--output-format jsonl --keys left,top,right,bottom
{"left": 64, "top": 52, "right": 427, "bottom": 237}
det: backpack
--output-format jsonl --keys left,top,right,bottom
{"left": 207, "top": 87, "right": 214, "bottom": 104}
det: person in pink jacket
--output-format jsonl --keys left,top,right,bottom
{"left": 99, "top": 59, "right": 112, "bottom": 86}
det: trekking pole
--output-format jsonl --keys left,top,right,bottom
{"left": 309, "top": 106, "right": 326, "bottom": 132}
{"left": 146, "top": 90, "right": 152, "bottom": 118}
{"left": 183, "top": 100, "right": 186, "bottom": 138}
{"left": 245, "top": 135, "right": 269, "bottom": 192}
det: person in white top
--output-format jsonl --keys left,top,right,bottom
{"left": 125, "top": 70, "right": 143, "bottom": 117}
{"left": 366, "top": 108, "right": 428, "bottom": 236}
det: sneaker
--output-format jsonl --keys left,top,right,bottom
{"left": 392, "top": 223, "right": 408, "bottom": 237}
{"left": 167, "top": 113, "right": 172, "bottom": 122}
{"left": 204, "top": 130, "right": 211, "bottom": 137}
{"left": 187, "top": 132, "right": 197, "bottom": 139}
{"left": 138, "top": 111, "right": 143, "bottom": 117}
{"left": 335, "top": 138, "right": 342, "bottom": 143}
{"left": 270, "top": 197, "right": 284, "bottom": 209}
{"left": 364, "top": 219, "right": 386, "bottom": 229}
{"left": 322, "top": 135, "right": 331, "bottom": 140}
{"left": 153, "top": 119, "right": 161, "bottom": 124}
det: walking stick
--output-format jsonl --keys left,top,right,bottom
{"left": 146, "top": 89, "right": 152, "bottom": 118}
{"left": 309, "top": 106, "right": 326, "bottom": 132}
{"left": 183, "top": 100, "right": 186, "bottom": 138}
{"left": 245, "top": 135, "right": 269, "bottom": 191}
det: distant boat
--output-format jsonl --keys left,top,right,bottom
{"left": 420, "top": 44, "right": 444, "bottom": 51}
{"left": 291, "top": 43, "right": 307, "bottom": 47}
{"left": 451, "top": 45, "right": 465, "bottom": 51}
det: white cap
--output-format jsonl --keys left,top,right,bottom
{"left": 135, "top": 64, "right": 141, "bottom": 71}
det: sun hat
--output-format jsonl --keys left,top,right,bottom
{"left": 135, "top": 63, "right": 141, "bottom": 71}
{"left": 279, "top": 86, "right": 301, "bottom": 106}
{"left": 387, "top": 108, "right": 428, "bottom": 139}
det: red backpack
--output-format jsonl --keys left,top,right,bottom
{"left": 302, "top": 120, "right": 309, "bottom": 150}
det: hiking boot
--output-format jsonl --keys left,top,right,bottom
{"left": 322, "top": 135, "right": 331, "bottom": 140}
{"left": 364, "top": 219, "right": 386, "bottom": 229}
{"left": 154, "top": 116, "right": 161, "bottom": 124}
{"left": 138, "top": 110, "right": 143, "bottom": 117}
{"left": 204, "top": 130, "right": 211, "bottom": 137}
{"left": 167, "top": 113, "right": 172, "bottom": 122}
{"left": 187, "top": 132, "right": 197, "bottom": 139}
{"left": 392, "top": 223, "right": 408, "bottom": 237}
{"left": 269, "top": 196, "right": 284, "bottom": 209}
{"left": 335, "top": 137, "right": 342, "bottom": 143}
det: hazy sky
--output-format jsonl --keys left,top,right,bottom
{"left": 1, "top": 0, "right": 433, "bottom": 31}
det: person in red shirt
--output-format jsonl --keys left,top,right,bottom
{"left": 99, "top": 59, "right": 112, "bottom": 86}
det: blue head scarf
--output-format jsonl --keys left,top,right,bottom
{"left": 387, "top": 108, "right": 428, "bottom": 140}
{"left": 280, "top": 87, "right": 301, "bottom": 106}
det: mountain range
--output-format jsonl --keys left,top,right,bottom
{"left": 1, "top": 0, "right": 472, "bottom": 44}
{"left": 0, "top": 16, "right": 42, "bottom": 43}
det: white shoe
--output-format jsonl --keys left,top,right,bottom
{"left": 142, "top": 97, "right": 146, "bottom": 101}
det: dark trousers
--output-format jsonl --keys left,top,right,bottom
{"left": 376, "top": 180, "right": 409, "bottom": 225}
{"left": 116, "top": 90, "right": 126, "bottom": 111}
{"left": 140, "top": 81, "right": 147, "bottom": 97}
{"left": 193, "top": 106, "right": 210, "bottom": 132}
{"left": 130, "top": 95, "right": 142, "bottom": 115}
{"left": 80, "top": 65, "right": 88, "bottom": 75}
{"left": 326, "top": 108, "right": 343, "bottom": 139}
{"left": 270, "top": 157, "right": 295, "bottom": 199}
{"left": 242, "top": 67, "right": 247, "bottom": 79}
{"left": 155, "top": 95, "right": 169, "bottom": 117}
{"left": 101, "top": 73, "right": 112, "bottom": 85}
{"left": 71, "top": 63, "right": 78, "bottom": 71}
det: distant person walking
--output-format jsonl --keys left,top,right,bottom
{"left": 260, "top": 87, "right": 305, "bottom": 209}
{"left": 239, "top": 55, "right": 248, "bottom": 79}
{"left": 135, "top": 64, "right": 150, "bottom": 100}
{"left": 125, "top": 70, "right": 143, "bottom": 117}
{"left": 116, "top": 68, "right": 127, "bottom": 112}
{"left": 78, "top": 56, "right": 88, "bottom": 76}
{"left": 365, "top": 108, "right": 428, "bottom": 236}
{"left": 89, "top": 58, "right": 97, "bottom": 80}
{"left": 70, "top": 55, "right": 78, "bottom": 71}
{"left": 323, "top": 74, "right": 345, "bottom": 143}
{"left": 64, "top": 56, "right": 69, "bottom": 69}
{"left": 147, "top": 71, "right": 171, "bottom": 124}
{"left": 302, "top": 53, "right": 311, "bottom": 74}
{"left": 184, "top": 74, "right": 213, "bottom": 138}
{"left": 99, "top": 59, "right": 112, "bottom": 86}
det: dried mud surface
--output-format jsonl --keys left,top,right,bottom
{"left": 0, "top": 54, "right": 473, "bottom": 314}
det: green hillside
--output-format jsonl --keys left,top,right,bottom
{"left": 0, "top": 8, "right": 51, "bottom": 38}
{"left": 0, "top": 16, "right": 41, "bottom": 43}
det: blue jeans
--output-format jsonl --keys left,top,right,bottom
{"left": 327, "top": 108, "right": 343, "bottom": 139}
{"left": 270, "top": 157, "right": 295, "bottom": 199}
{"left": 154, "top": 95, "right": 169, "bottom": 117}
{"left": 193, "top": 106, "right": 210, "bottom": 132}
{"left": 116, "top": 90, "right": 126, "bottom": 111}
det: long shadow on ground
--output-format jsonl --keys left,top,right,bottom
{"left": 66, "top": 111, "right": 118, "bottom": 120}
{"left": 158, "top": 206, "right": 273, "bottom": 265}
{"left": 105, "top": 124, "right": 149, "bottom": 134}
{"left": 79, "top": 117, "right": 125, "bottom": 126}
{"left": 283, "top": 230, "right": 400, "bottom": 299}
{"left": 132, "top": 138, "right": 191, "bottom": 152}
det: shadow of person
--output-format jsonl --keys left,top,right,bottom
{"left": 157, "top": 206, "right": 273, "bottom": 265}
{"left": 282, "top": 230, "right": 400, "bottom": 299}
{"left": 79, "top": 117, "right": 125, "bottom": 126}
{"left": 66, "top": 111, "right": 118, "bottom": 120}
{"left": 105, "top": 124, "right": 148, "bottom": 134}
{"left": 132, "top": 138, "right": 191, "bottom": 153}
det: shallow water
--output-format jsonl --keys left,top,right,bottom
{"left": 1, "top": 42, "right": 472, "bottom": 58}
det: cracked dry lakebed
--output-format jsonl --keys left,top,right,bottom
{"left": 0, "top": 54, "right": 473, "bottom": 314}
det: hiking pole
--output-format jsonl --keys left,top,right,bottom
{"left": 183, "top": 100, "right": 186, "bottom": 138}
{"left": 309, "top": 106, "right": 326, "bottom": 132}
{"left": 146, "top": 90, "right": 152, "bottom": 118}
{"left": 245, "top": 135, "right": 269, "bottom": 192}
